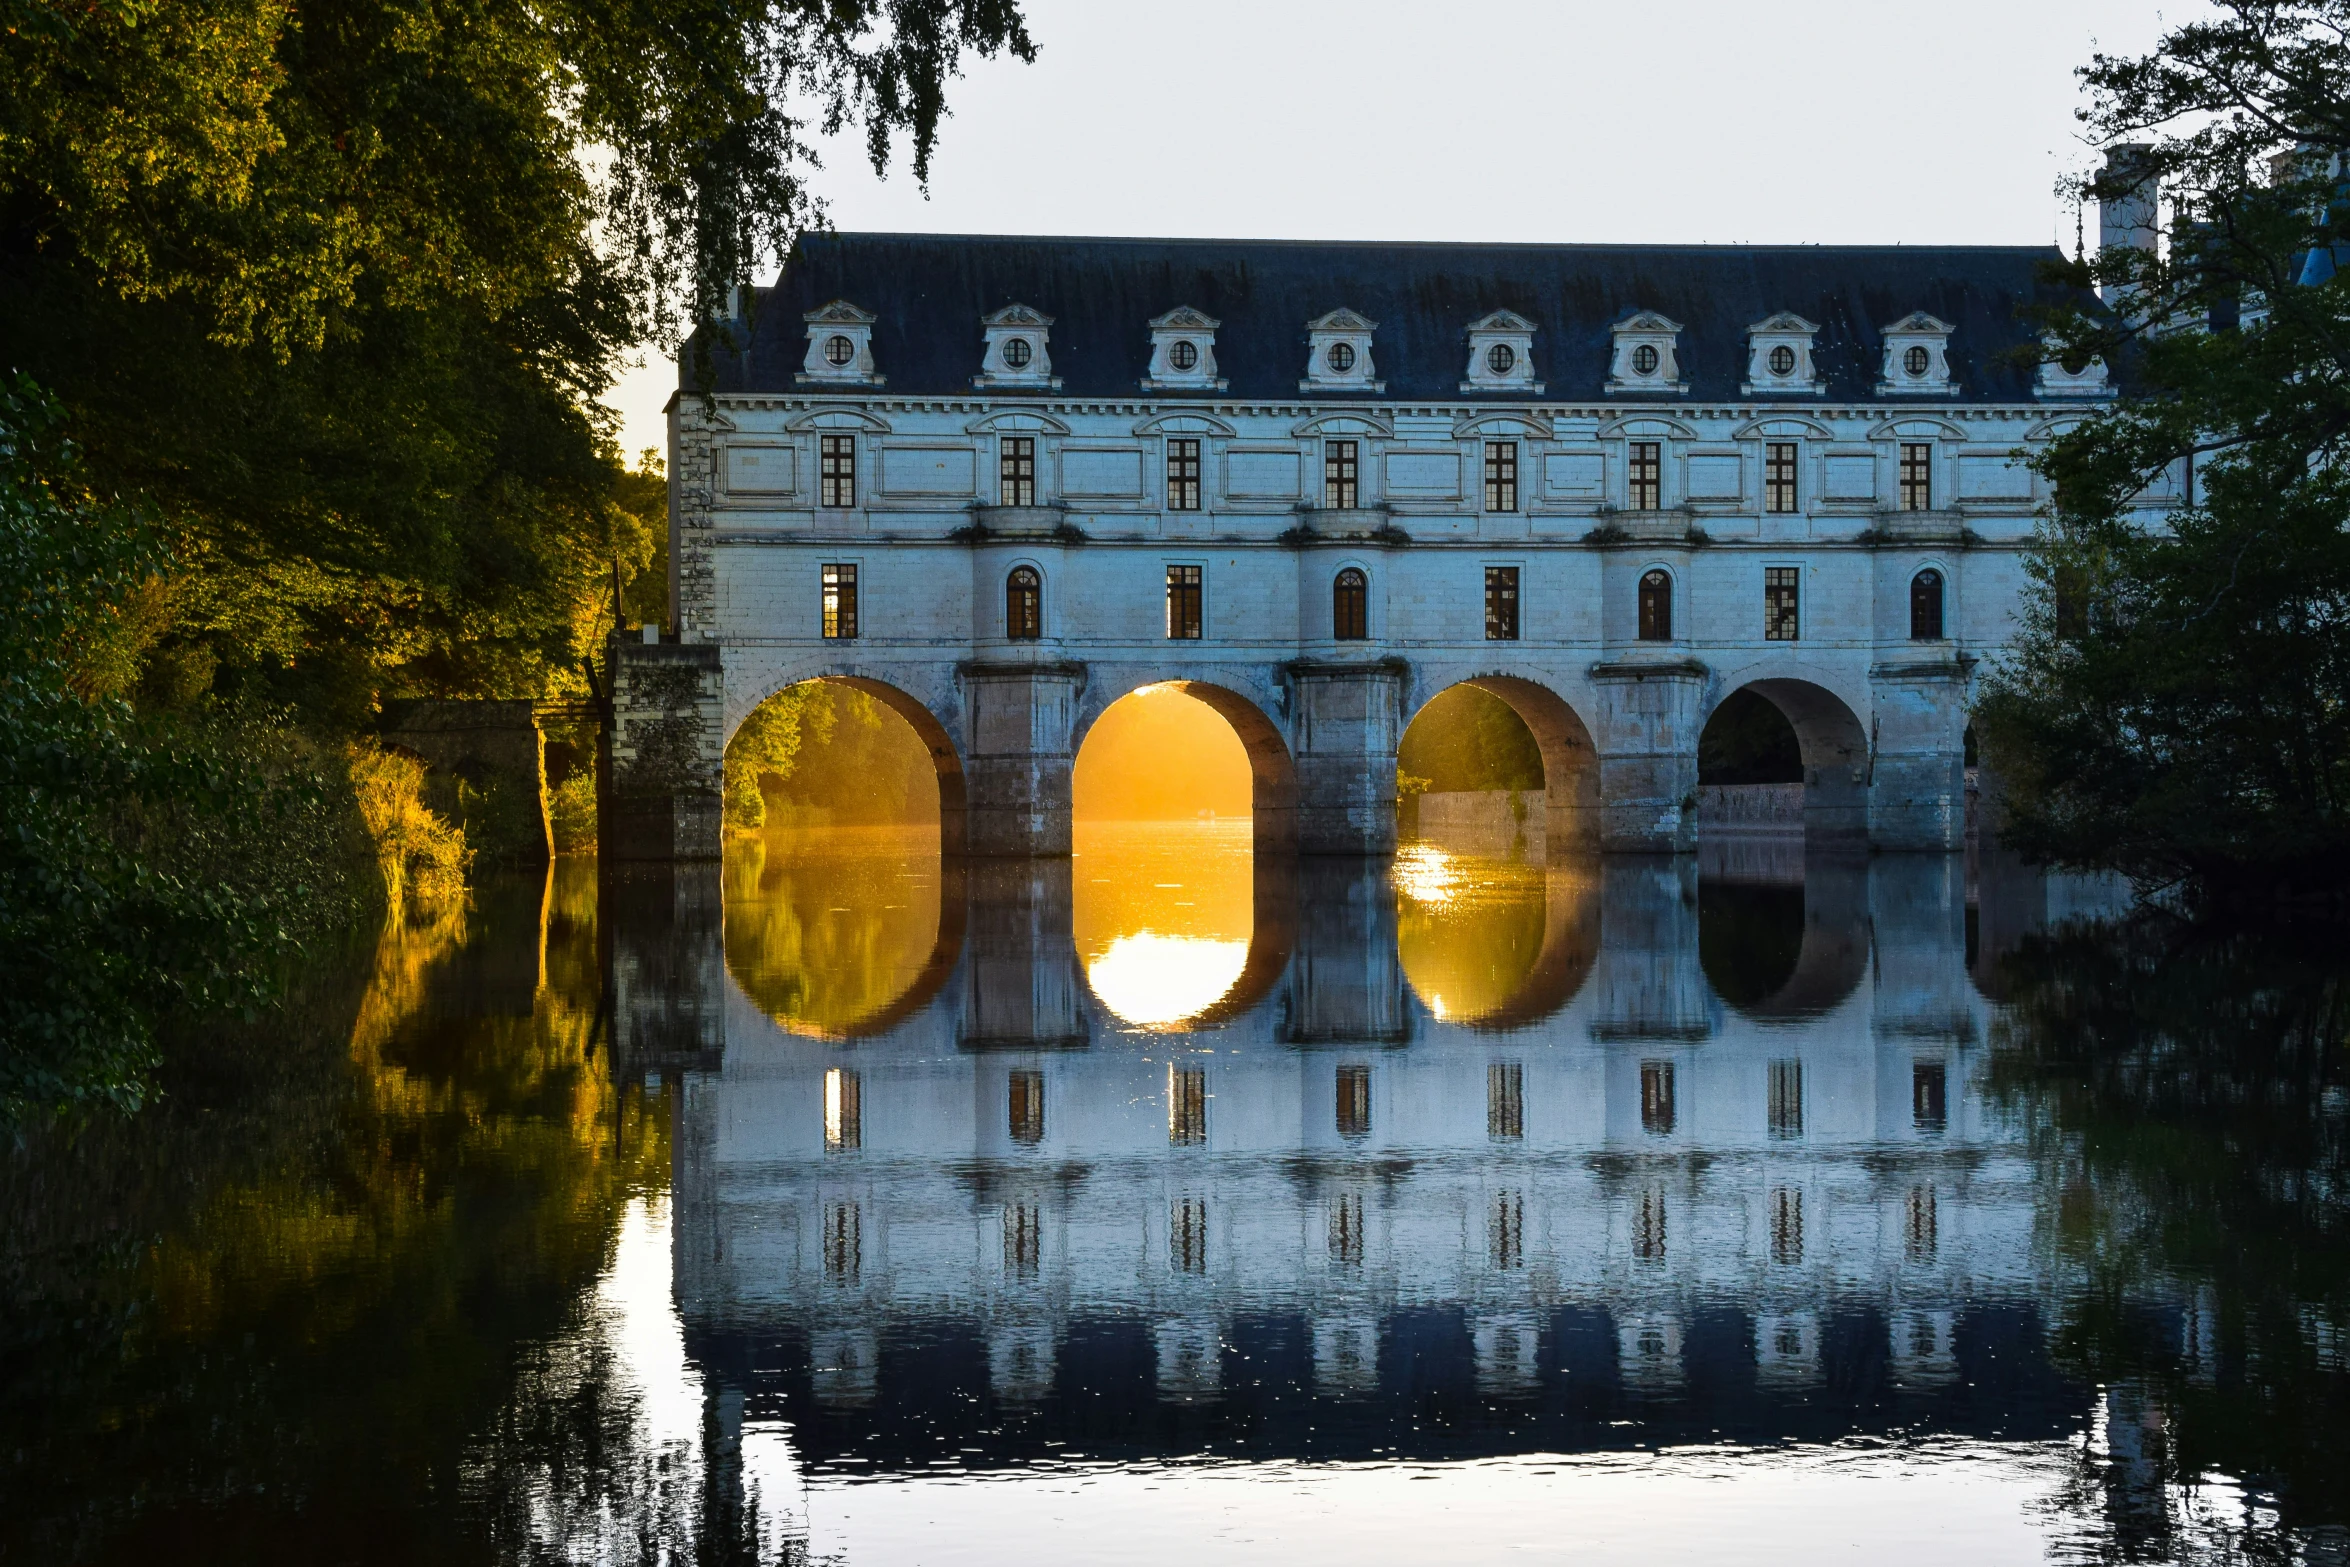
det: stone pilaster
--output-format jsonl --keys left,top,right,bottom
{"left": 1866, "top": 658, "right": 1971, "bottom": 850}
{"left": 1588, "top": 660, "right": 1708, "bottom": 853}
{"left": 1286, "top": 658, "right": 1408, "bottom": 855}
{"left": 959, "top": 660, "right": 1083, "bottom": 857}
{"left": 668, "top": 394, "right": 721, "bottom": 643}
{"left": 602, "top": 636, "right": 724, "bottom": 860}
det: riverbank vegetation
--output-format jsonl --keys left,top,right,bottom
{"left": 0, "top": 0, "right": 1033, "bottom": 1113}
{"left": 1977, "top": 0, "right": 2350, "bottom": 904}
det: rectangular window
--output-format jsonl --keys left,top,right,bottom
{"left": 1167, "top": 436, "right": 1201, "bottom": 511}
{"left": 999, "top": 435, "right": 1035, "bottom": 506}
{"left": 1483, "top": 440, "right": 1519, "bottom": 512}
{"left": 1005, "top": 1201, "right": 1041, "bottom": 1278}
{"left": 1328, "top": 1190, "right": 1365, "bottom": 1266}
{"left": 824, "top": 1066, "right": 861, "bottom": 1152}
{"left": 1489, "top": 1191, "right": 1524, "bottom": 1270}
{"left": 824, "top": 1202, "right": 860, "bottom": 1281}
{"left": 1487, "top": 1062, "right": 1524, "bottom": 1140}
{"left": 820, "top": 563, "right": 858, "bottom": 639}
{"left": 1899, "top": 441, "right": 1933, "bottom": 511}
{"left": 1635, "top": 1189, "right": 1667, "bottom": 1261}
{"left": 1628, "top": 440, "right": 1662, "bottom": 510}
{"left": 1765, "top": 442, "right": 1799, "bottom": 513}
{"left": 1905, "top": 1186, "right": 1938, "bottom": 1263}
{"left": 1324, "top": 439, "right": 1359, "bottom": 509}
{"left": 1764, "top": 565, "right": 1800, "bottom": 641}
{"left": 1770, "top": 1187, "right": 1803, "bottom": 1265}
{"left": 819, "top": 433, "right": 856, "bottom": 508}
{"left": 1168, "top": 1066, "right": 1207, "bottom": 1147}
{"left": 1484, "top": 566, "right": 1520, "bottom": 641}
{"left": 1767, "top": 1059, "right": 1803, "bottom": 1140}
{"left": 1640, "top": 1060, "right": 1676, "bottom": 1136}
{"left": 1165, "top": 563, "right": 1203, "bottom": 640}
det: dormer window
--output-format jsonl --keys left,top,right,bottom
{"left": 799, "top": 300, "right": 882, "bottom": 386}
{"left": 1743, "top": 312, "right": 1822, "bottom": 395}
{"left": 1303, "top": 308, "right": 1382, "bottom": 392}
{"left": 977, "top": 304, "right": 1059, "bottom": 390}
{"left": 2036, "top": 335, "right": 2116, "bottom": 399}
{"left": 1462, "top": 311, "right": 1541, "bottom": 394}
{"left": 1328, "top": 343, "right": 1355, "bottom": 373}
{"left": 1876, "top": 313, "right": 1957, "bottom": 395}
{"left": 1145, "top": 307, "right": 1227, "bottom": 391}
{"left": 1607, "top": 311, "right": 1687, "bottom": 396}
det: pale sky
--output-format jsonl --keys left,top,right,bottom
{"left": 602, "top": 0, "right": 2196, "bottom": 457}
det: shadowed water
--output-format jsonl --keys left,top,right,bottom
{"left": 4, "top": 829, "right": 2346, "bottom": 1565}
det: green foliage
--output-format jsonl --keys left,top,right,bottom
{"left": 1397, "top": 684, "right": 1544, "bottom": 794}
{"left": 723, "top": 682, "right": 837, "bottom": 829}
{"left": 0, "top": 377, "right": 373, "bottom": 1117}
{"left": 1977, "top": 2, "right": 2350, "bottom": 897}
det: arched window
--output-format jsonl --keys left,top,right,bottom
{"left": 1638, "top": 569, "right": 1673, "bottom": 641}
{"left": 1007, "top": 565, "right": 1042, "bottom": 640}
{"left": 1910, "top": 567, "right": 1944, "bottom": 640}
{"left": 1332, "top": 567, "right": 1368, "bottom": 640}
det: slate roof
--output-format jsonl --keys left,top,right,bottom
{"left": 689, "top": 231, "right": 2079, "bottom": 403}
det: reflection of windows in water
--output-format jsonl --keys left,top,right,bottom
{"left": 1488, "top": 1062, "right": 1524, "bottom": 1140}
{"left": 1328, "top": 1191, "right": 1365, "bottom": 1266}
{"left": 1005, "top": 1201, "right": 1041, "bottom": 1279}
{"left": 824, "top": 1066, "right": 862, "bottom": 1152}
{"left": 1168, "top": 1066, "right": 1207, "bottom": 1146}
{"left": 1335, "top": 1064, "right": 1371, "bottom": 1140}
{"left": 1906, "top": 1185, "right": 1938, "bottom": 1264}
{"left": 1775, "top": 1321, "right": 1806, "bottom": 1359}
{"left": 1640, "top": 1060, "right": 1676, "bottom": 1135}
{"left": 1912, "top": 1060, "right": 1948, "bottom": 1133}
{"left": 1490, "top": 1190, "right": 1524, "bottom": 1270}
{"left": 1767, "top": 1059, "right": 1803, "bottom": 1140}
{"left": 1635, "top": 1189, "right": 1667, "bottom": 1261}
{"left": 1171, "top": 1197, "right": 1208, "bottom": 1275}
{"left": 1637, "top": 1323, "right": 1670, "bottom": 1360}
{"left": 1009, "top": 1069, "right": 1045, "bottom": 1145}
{"left": 824, "top": 1202, "right": 860, "bottom": 1282}
{"left": 1770, "top": 1186, "right": 1803, "bottom": 1265}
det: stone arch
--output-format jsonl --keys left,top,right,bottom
{"left": 1403, "top": 674, "right": 1601, "bottom": 851}
{"left": 1073, "top": 674, "right": 1300, "bottom": 854}
{"left": 727, "top": 669, "right": 971, "bottom": 855}
{"left": 1703, "top": 673, "right": 1870, "bottom": 843}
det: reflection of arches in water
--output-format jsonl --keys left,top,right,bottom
{"left": 1396, "top": 848, "right": 1598, "bottom": 1030}
{"left": 1697, "top": 856, "right": 1867, "bottom": 1019}
{"left": 1400, "top": 676, "right": 1600, "bottom": 850}
{"left": 728, "top": 674, "right": 966, "bottom": 849}
{"left": 1699, "top": 677, "right": 1870, "bottom": 842}
{"left": 722, "top": 835, "right": 967, "bottom": 1037}
{"left": 1074, "top": 680, "right": 1297, "bottom": 852}
{"left": 1071, "top": 819, "right": 1294, "bottom": 1032}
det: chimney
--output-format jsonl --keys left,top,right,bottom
{"left": 2097, "top": 144, "right": 2160, "bottom": 305}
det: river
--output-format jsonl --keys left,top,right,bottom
{"left": 4, "top": 824, "right": 2345, "bottom": 1564}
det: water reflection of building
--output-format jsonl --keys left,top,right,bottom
{"left": 645, "top": 839, "right": 2138, "bottom": 1467}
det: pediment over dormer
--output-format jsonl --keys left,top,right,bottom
{"left": 1144, "top": 306, "right": 1226, "bottom": 392}
{"left": 1883, "top": 311, "right": 1955, "bottom": 336}
{"left": 805, "top": 299, "right": 876, "bottom": 325}
{"left": 1749, "top": 310, "right": 1818, "bottom": 335}
{"left": 982, "top": 302, "right": 1053, "bottom": 328}
{"left": 1307, "top": 307, "right": 1377, "bottom": 334}
{"left": 1462, "top": 311, "right": 1541, "bottom": 394}
{"left": 1151, "top": 305, "right": 1220, "bottom": 332}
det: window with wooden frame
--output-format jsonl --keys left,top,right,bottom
{"left": 1324, "top": 439, "right": 1359, "bottom": 509}
{"left": 1899, "top": 441, "right": 1933, "bottom": 510}
{"left": 819, "top": 433, "right": 856, "bottom": 507}
{"left": 1006, "top": 565, "right": 1042, "bottom": 640}
{"left": 1637, "top": 569, "right": 1672, "bottom": 641}
{"left": 998, "top": 435, "right": 1036, "bottom": 506}
{"left": 1765, "top": 441, "right": 1799, "bottom": 513}
{"left": 1166, "top": 437, "right": 1202, "bottom": 511}
{"left": 1764, "top": 566, "right": 1800, "bottom": 641}
{"left": 1165, "top": 564, "right": 1202, "bottom": 640}
{"left": 820, "top": 563, "right": 858, "bottom": 639}
{"left": 1483, "top": 440, "right": 1519, "bottom": 512}
{"left": 1910, "top": 568, "right": 1945, "bottom": 640}
{"left": 1484, "top": 566, "right": 1520, "bottom": 641}
{"left": 1628, "top": 440, "right": 1662, "bottom": 510}
{"left": 1332, "top": 567, "right": 1368, "bottom": 640}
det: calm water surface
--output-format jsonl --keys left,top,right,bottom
{"left": 5, "top": 826, "right": 2347, "bottom": 1565}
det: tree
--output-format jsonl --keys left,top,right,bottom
{"left": 1975, "top": 1, "right": 2350, "bottom": 901}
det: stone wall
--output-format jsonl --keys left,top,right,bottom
{"left": 377, "top": 698, "right": 550, "bottom": 866}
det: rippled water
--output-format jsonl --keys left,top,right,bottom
{"left": 5, "top": 828, "right": 2346, "bottom": 1565}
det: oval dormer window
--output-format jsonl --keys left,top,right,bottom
{"left": 1486, "top": 343, "right": 1516, "bottom": 375}
{"left": 824, "top": 335, "right": 856, "bottom": 367}
{"left": 1328, "top": 342, "right": 1356, "bottom": 373}
{"left": 1002, "top": 337, "right": 1033, "bottom": 369}
{"left": 1769, "top": 345, "right": 1796, "bottom": 376}
{"left": 1631, "top": 344, "right": 1660, "bottom": 376}
{"left": 1905, "top": 345, "right": 1931, "bottom": 376}
{"left": 1169, "top": 340, "right": 1200, "bottom": 371}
